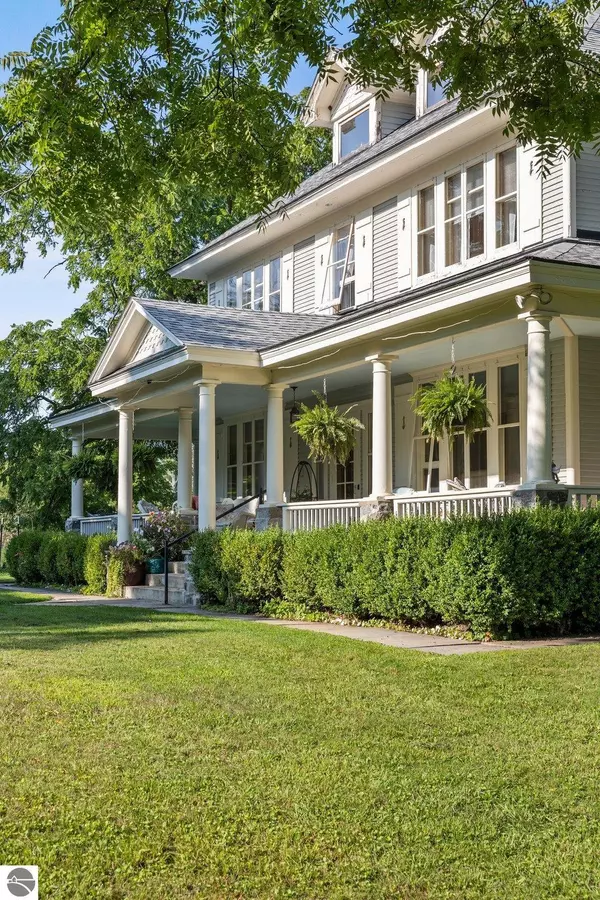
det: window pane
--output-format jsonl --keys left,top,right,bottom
{"left": 469, "top": 431, "right": 488, "bottom": 488}
{"left": 466, "top": 162, "right": 484, "bottom": 202}
{"left": 471, "top": 370, "right": 487, "bottom": 392}
{"left": 242, "top": 270, "right": 252, "bottom": 309}
{"left": 496, "top": 148, "right": 517, "bottom": 198}
{"left": 269, "top": 258, "right": 281, "bottom": 311}
{"left": 340, "top": 110, "right": 370, "bottom": 158}
{"left": 418, "top": 231, "right": 436, "bottom": 275}
{"left": 426, "top": 73, "right": 447, "bottom": 108}
{"left": 227, "top": 424, "right": 237, "bottom": 466}
{"left": 253, "top": 265, "right": 264, "bottom": 310}
{"left": 503, "top": 427, "right": 521, "bottom": 484}
{"left": 227, "top": 467, "right": 237, "bottom": 499}
{"left": 208, "top": 282, "right": 217, "bottom": 305}
{"left": 422, "top": 467, "right": 440, "bottom": 492}
{"left": 500, "top": 364, "right": 519, "bottom": 424}
{"left": 242, "top": 465, "right": 253, "bottom": 496}
{"left": 445, "top": 219, "right": 461, "bottom": 266}
{"left": 496, "top": 197, "right": 518, "bottom": 247}
{"left": 340, "top": 282, "right": 355, "bottom": 310}
{"left": 467, "top": 211, "right": 485, "bottom": 258}
{"left": 255, "top": 419, "right": 264, "bottom": 443}
{"left": 418, "top": 186, "right": 435, "bottom": 230}
{"left": 452, "top": 433, "right": 466, "bottom": 483}
{"left": 226, "top": 276, "right": 237, "bottom": 308}
{"left": 255, "top": 462, "right": 265, "bottom": 495}
{"left": 446, "top": 172, "right": 461, "bottom": 205}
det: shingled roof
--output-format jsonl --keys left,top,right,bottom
{"left": 170, "top": 98, "right": 462, "bottom": 270}
{"left": 137, "top": 298, "right": 333, "bottom": 352}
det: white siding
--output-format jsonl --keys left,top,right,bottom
{"left": 542, "top": 159, "right": 564, "bottom": 241}
{"left": 380, "top": 102, "right": 414, "bottom": 137}
{"left": 293, "top": 237, "right": 316, "bottom": 314}
{"left": 579, "top": 337, "right": 600, "bottom": 483}
{"left": 576, "top": 144, "right": 600, "bottom": 236}
{"left": 372, "top": 197, "right": 398, "bottom": 302}
{"left": 550, "top": 339, "right": 567, "bottom": 483}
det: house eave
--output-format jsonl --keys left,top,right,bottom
{"left": 169, "top": 103, "right": 493, "bottom": 281}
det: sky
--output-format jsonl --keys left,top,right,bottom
{"left": 0, "top": 0, "right": 319, "bottom": 339}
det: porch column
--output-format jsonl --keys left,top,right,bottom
{"left": 266, "top": 384, "right": 287, "bottom": 503}
{"left": 369, "top": 355, "right": 393, "bottom": 497}
{"left": 197, "top": 380, "right": 219, "bottom": 530}
{"left": 117, "top": 407, "right": 134, "bottom": 544}
{"left": 70, "top": 431, "right": 84, "bottom": 519}
{"left": 524, "top": 312, "right": 554, "bottom": 484}
{"left": 176, "top": 407, "right": 194, "bottom": 510}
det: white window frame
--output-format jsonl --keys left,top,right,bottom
{"left": 323, "top": 219, "right": 356, "bottom": 310}
{"left": 268, "top": 257, "right": 281, "bottom": 312}
{"left": 443, "top": 158, "right": 486, "bottom": 272}
{"left": 220, "top": 256, "right": 282, "bottom": 313}
{"left": 411, "top": 351, "right": 525, "bottom": 492}
{"left": 416, "top": 184, "right": 436, "bottom": 278}
{"left": 335, "top": 105, "right": 372, "bottom": 163}
{"left": 495, "top": 146, "right": 518, "bottom": 250}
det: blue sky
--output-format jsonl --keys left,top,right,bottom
{"left": 0, "top": 1, "right": 318, "bottom": 338}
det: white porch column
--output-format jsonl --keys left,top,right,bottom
{"left": 117, "top": 407, "right": 134, "bottom": 544}
{"left": 524, "top": 312, "right": 554, "bottom": 484}
{"left": 70, "top": 432, "right": 84, "bottom": 519}
{"left": 369, "top": 355, "right": 394, "bottom": 497}
{"left": 197, "top": 380, "right": 219, "bottom": 530}
{"left": 176, "top": 407, "right": 194, "bottom": 510}
{"left": 266, "top": 384, "right": 287, "bottom": 503}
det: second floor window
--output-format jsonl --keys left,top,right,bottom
{"left": 269, "top": 258, "right": 281, "bottom": 311}
{"left": 226, "top": 276, "right": 237, "bottom": 308}
{"left": 242, "top": 265, "right": 264, "bottom": 310}
{"left": 444, "top": 162, "right": 485, "bottom": 266}
{"left": 496, "top": 148, "right": 517, "bottom": 247}
{"left": 417, "top": 185, "right": 436, "bottom": 276}
{"left": 330, "top": 223, "right": 355, "bottom": 310}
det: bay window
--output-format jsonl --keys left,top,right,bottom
{"left": 417, "top": 185, "right": 436, "bottom": 276}
{"left": 496, "top": 148, "right": 518, "bottom": 247}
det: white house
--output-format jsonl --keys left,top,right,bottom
{"left": 51, "top": 23, "right": 600, "bottom": 541}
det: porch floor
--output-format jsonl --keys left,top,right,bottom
{"left": 7, "top": 584, "right": 600, "bottom": 656}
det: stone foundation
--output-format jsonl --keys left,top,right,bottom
{"left": 512, "top": 483, "right": 569, "bottom": 509}
{"left": 255, "top": 504, "right": 283, "bottom": 531}
{"left": 182, "top": 549, "right": 201, "bottom": 606}
{"left": 359, "top": 498, "right": 394, "bottom": 523}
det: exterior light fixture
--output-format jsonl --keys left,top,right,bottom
{"left": 290, "top": 386, "right": 301, "bottom": 425}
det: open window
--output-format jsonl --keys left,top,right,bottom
{"left": 338, "top": 109, "right": 370, "bottom": 160}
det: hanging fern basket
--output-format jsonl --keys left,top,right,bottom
{"left": 291, "top": 393, "right": 364, "bottom": 465}
{"left": 410, "top": 372, "right": 492, "bottom": 446}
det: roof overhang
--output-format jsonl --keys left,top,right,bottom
{"left": 170, "top": 105, "right": 495, "bottom": 281}
{"left": 303, "top": 53, "right": 348, "bottom": 128}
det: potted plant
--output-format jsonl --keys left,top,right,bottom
{"left": 141, "top": 510, "right": 193, "bottom": 568}
{"left": 107, "top": 538, "right": 151, "bottom": 591}
{"left": 410, "top": 371, "right": 492, "bottom": 491}
{"left": 291, "top": 393, "right": 364, "bottom": 464}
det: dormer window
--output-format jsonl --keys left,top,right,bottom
{"left": 426, "top": 72, "right": 448, "bottom": 109}
{"left": 339, "top": 109, "right": 370, "bottom": 159}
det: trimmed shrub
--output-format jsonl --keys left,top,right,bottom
{"left": 55, "top": 532, "right": 88, "bottom": 586}
{"left": 83, "top": 533, "right": 115, "bottom": 594}
{"left": 39, "top": 532, "right": 63, "bottom": 584}
{"left": 189, "top": 508, "right": 600, "bottom": 638}
{"left": 5, "top": 530, "right": 45, "bottom": 584}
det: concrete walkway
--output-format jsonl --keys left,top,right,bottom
{"left": 3, "top": 583, "right": 600, "bottom": 655}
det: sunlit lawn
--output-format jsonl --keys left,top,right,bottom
{"left": 1, "top": 599, "right": 600, "bottom": 899}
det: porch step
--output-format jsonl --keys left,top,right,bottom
{"left": 124, "top": 584, "right": 186, "bottom": 604}
{"left": 169, "top": 561, "right": 185, "bottom": 575}
{"left": 146, "top": 573, "right": 185, "bottom": 589}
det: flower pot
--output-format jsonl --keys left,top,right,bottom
{"left": 147, "top": 557, "right": 164, "bottom": 575}
{"left": 124, "top": 561, "right": 146, "bottom": 586}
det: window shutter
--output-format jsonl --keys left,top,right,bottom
{"left": 280, "top": 246, "right": 294, "bottom": 312}
{"left": 397, "top": 191, "right": 412, "bottom": 290}
{"left": 314, "top": 230, "right": 331, "bottom": 309}
{"left": 519, "top": 144, "right": 542, "bottom": 246}
{"left": 293, "top": 237, "right": 316, "bottom": 314}
{"left": 373, "top": 197, "right": 398, "bottom": 302}
{"left": 354, "top": 208, "right": 373, "bottom": 306}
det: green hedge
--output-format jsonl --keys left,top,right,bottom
{"left": 6, "top": 529, "right": 88, "bottom": 587}
{"left": 83, "top": 534, "right": 115, "bottom": 594}
{"left": 189, "top": 508, "right": 600, "bottom": 638}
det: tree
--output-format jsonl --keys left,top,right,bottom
{"left": 0, "top": 2, "right": 599, "bottom": 290}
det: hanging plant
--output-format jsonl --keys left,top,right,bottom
{"left": 291, "top": 393, "right": 364, "bottom": 465}
{"left": 410, "top": 372, "right": 492, "bottom": 446}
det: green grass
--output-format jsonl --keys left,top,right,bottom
{"left": 0, "top": 570, "right": 15, "bottom": 583}
{"left": 1, "top": 605, "right": 600, "bottom": 899}
{"left": 0, "top": 588, "right": 51, "bottom": 604}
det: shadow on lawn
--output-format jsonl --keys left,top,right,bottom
{"left": 0, "top": 604, "right": 210, "bottom": 651}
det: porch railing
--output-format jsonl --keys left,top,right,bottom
{"left": 282, "top": 499, "right": 361, "bottom": 533}
{"left": 79, "top": 514, "right": 148, "bottom": 537}
{"left": 567, "top": 486, "right": 600, "bottom": 508}
{"left": 393, "top": 488, "right": 515, "bottom": 520}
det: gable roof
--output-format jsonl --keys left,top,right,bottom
{"left": 135, "top": 299, "right": 329, "bottom": 351}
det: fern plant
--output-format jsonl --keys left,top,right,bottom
{"left": 291, "top": 393, "right": 364, "bottom": 464}
{"left": 411, "top": 372, "right": 492, "bottom": 446}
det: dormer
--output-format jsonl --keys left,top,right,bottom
{"left": 305, "top": 55, "right": 416, "bottom": 164}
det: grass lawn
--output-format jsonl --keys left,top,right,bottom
{"left": 0, "top": 570, "right": 15, "bottom": 583}
{"left": 1, "top": 604, "right": 600, "bottom": 899}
